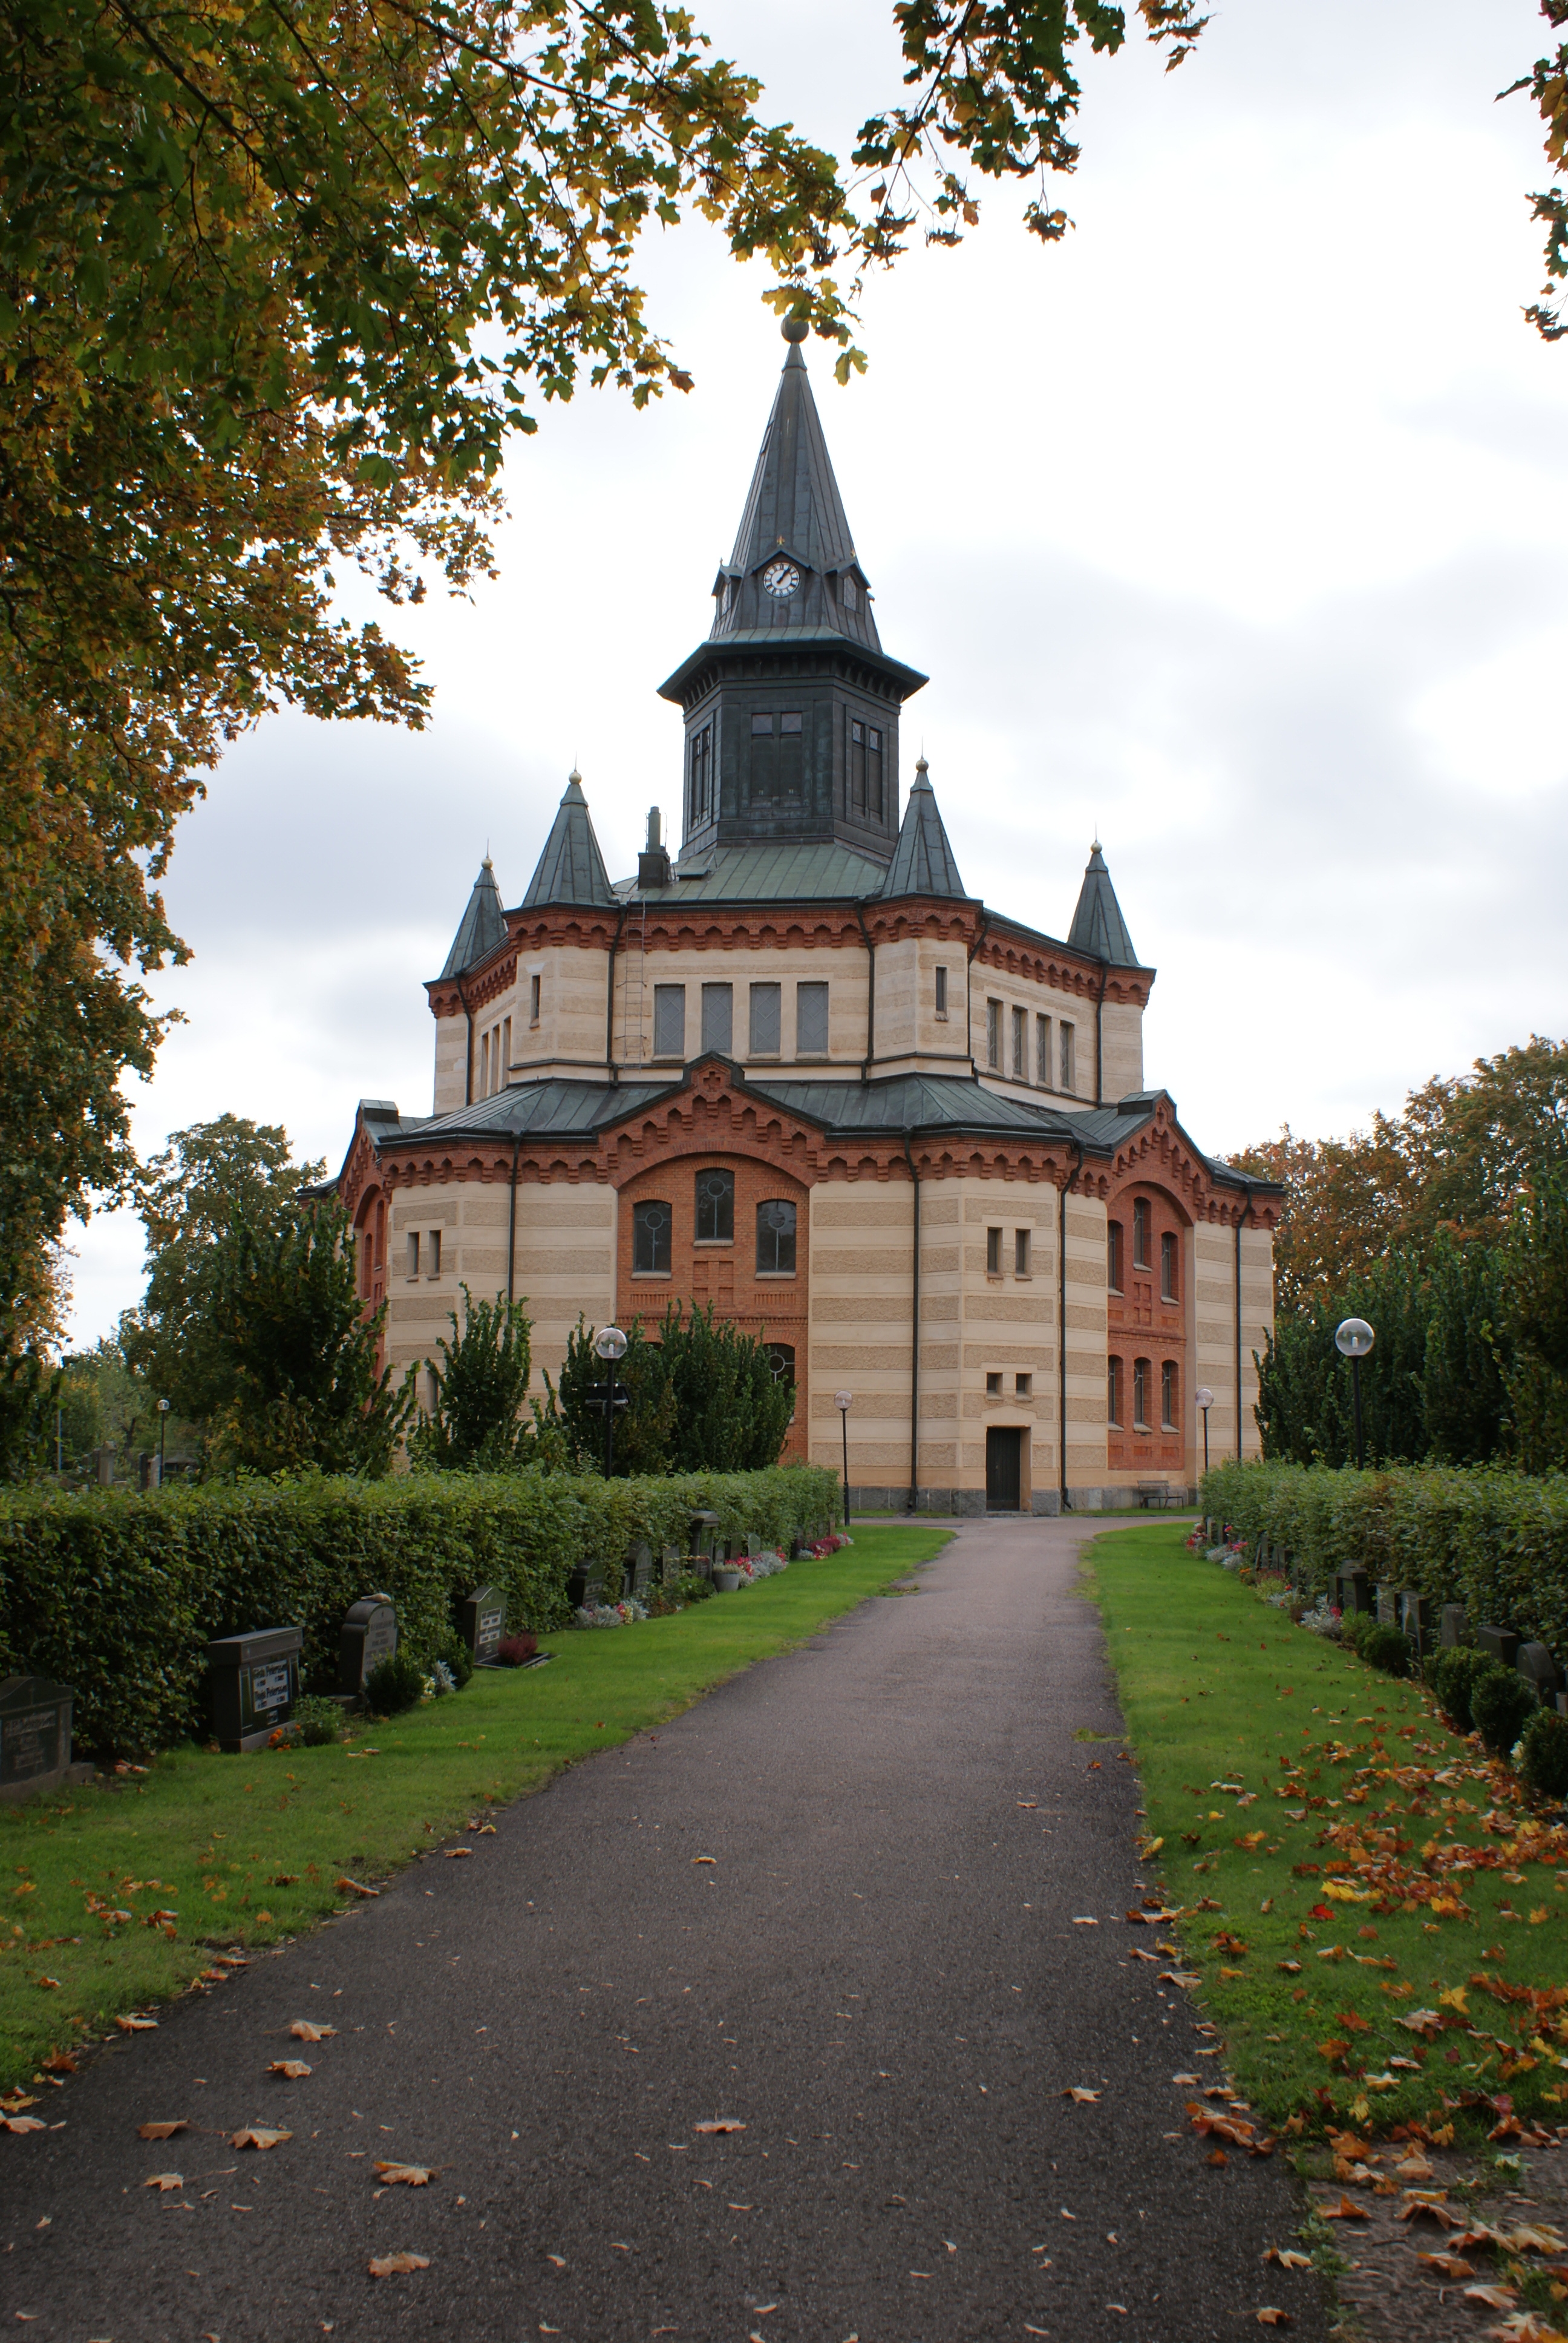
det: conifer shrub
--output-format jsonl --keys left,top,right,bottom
{"left": 1425, "top": 1646, "right": 1498, "bottom": 1734}
{"left": 1357, "top": 1621, "right": 1412, "bottom": 1677}
{"left": 1518, "top": 1707, "right": 1568, "bottom": 1801}
{"left": 365, "top": 1649, "right": 426, "bottom": 1715}
{"left": 1471, "top": 1666, "right": 1540, "bottom": 1757}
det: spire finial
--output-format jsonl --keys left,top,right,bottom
{"left": 781, "top": 312, "right": 809, "bottom": 344}
{"left": 914, "top": 754, "right": 929, "bottom": 778}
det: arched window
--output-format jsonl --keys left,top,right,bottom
{"left": 1108, "top": 1356, "right": 1122, "bottom": 1427}
{"left": 632, "top": 1200, "right": 671, "bottom": 1275}
{"left": 1133, "top": 1357, "right": 1151, "bottom": 1428}
{"left": 1108, "top": 1221, "right": 1123, "bottom": 1294}
{"left": 757, "top": 1199, "right": 797, "bottom": 1274}
{"left": 766, "top": 1342, "right": 795, "bottom": 1388}
{"left": 695, "top": 1168, "right": 734, "bottom": 1243}
{"left": 1132, "top": 1199, "right": 1150, "bottom": 1269}
{"left": 1161, "top": 1229, "right": 1178, "bottom": 1301}
{"left": 1161, "top": 1359, "right": 1178, "bottom": 1429}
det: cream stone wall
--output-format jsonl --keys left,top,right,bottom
{"left": 806, "top": 1184, "right": 916, "bottom": 1487}
{"left": 509, "top": 1182, "right": 618, "bottom": 1389}
{"left": 1191, "top": 1221, "right": 1273, "bottom": 1471}
{"left": 613, "top": 939, "right": 869, "bottom": 1075}
{"left": 968, "top": 970, "right": 1092, "bottom": 1103}
{"left": 962, "top": 1178, "right": 1063, "bottom": 1506}
{"left": 432, "top": 1021, "right": 470, "bottom": 1116}
{"left": 501, "top": 943, "right": 609, "bottom": 1084}
{"left": 1100, "top": 1000, "right": 1145, "bottom": 1101}
{"left": 874, "top": 935, "right": 982, "bottom": 1071}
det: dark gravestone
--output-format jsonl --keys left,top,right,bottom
{"left": 456, "top": 1585, "right": 506, "bottom": 1669}
{"left": 1400, "top": 1591, "right": 1432, "bottom": 1654}
{"left": 0, "top": 1677, "right": 91, "bottom": 1802}
{"left": 1517, "top": 1642, "right": 1561, "bottom": 1703}
{"left": 1440, "top": 1604, "right": 1469, "bottom": 1648}
{"left": 627, "top": 1544, "right": 653, "bottom": 1601}
{"left": 566, "top": 1563, "right": 605, "bottom": 1611}
{"left": 339, "top": 1598, "right": 397, "bottom": 1700}
{"left": 207, "top": 1628, "right": 302, "bottom": 1754}
{"left": 689, "top": 1510, "right": 720, "bottom": 1564}
{"left": 1335, "top": 1570, "right": 1371, "bottom": 1616}
{"left": 1375, "top": 1582, "right": 1399, "bottom": 1626}
{"left": 659, "top": 1544, "right": 682, "bottom": 1588}
{"left": 1478, "top": 1625, "right": 1521, "bottom": 1671}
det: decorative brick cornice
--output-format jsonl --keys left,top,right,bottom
{"left": 1106, "top": 1096, "right": 1281, "bottom": 1228}
{"left": 977, "top": 919, "right": 1153, "bottom": 1006}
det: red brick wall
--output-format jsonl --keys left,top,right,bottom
{"left": 1106, "top": 1180, "right": 1189, "bottom": 1479}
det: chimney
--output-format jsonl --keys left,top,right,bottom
{"left": 638, "top": 804, "right": 672, "bottom": 891}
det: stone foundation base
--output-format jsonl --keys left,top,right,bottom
{"left": 845, "top": 1485, "right": 1198, "bottom": 1519}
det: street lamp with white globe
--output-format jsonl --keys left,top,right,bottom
{"left": 834, "top": 1391, "right": 853, "bottom": 1527}
{"left": 1334, "top": 1317, "right": 1376, "bottom": 1470}
{"left": 1195, "top": 1386, "right": 1214, "bottom": 1478}
{"left": 593, "top": 1324, "right": 629, "bottom": 1479}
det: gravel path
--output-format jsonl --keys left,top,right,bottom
{"left": 1, "top": 1516, "right": 1329, "bottom": 2341}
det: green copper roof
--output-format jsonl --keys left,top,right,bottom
{"left": 616, "top": 838, "right": 892, "bottom": 904}
{"left": 882, "top": 758, "right": 966, "bottom": 899}
{"left": 1067, "top": 841, "right": 1140, "bottom": 968}
{"left": 439, "top": 858, "right": 506, "bottom": 978}
{"left": 521, "top": 775, "right": 616, "bottom": 909}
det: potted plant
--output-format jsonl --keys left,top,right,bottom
{"left": 712, "top": 1561, "right": 742, "bottom": 1593}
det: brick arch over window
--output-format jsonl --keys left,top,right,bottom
{"left": 1105, "top": 1173, "right": 1191, "bottom": 1482}
{"left": 615, "top": 1153, "right": 811, "bottom": 1461}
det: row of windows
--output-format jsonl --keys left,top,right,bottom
{"left": 632, "top": 1175, "right": 798, "bottom": 1274}
{"left": 685, "top": 708, "right": 888, "bottom": 826}
{"left": 1108, "top": 1356, "right": 1180, "bottom": 1431}
{"left": 982, "top": 995, "right": 1076, "bottom": 1093}
{"left": 479, "top": 1014, "right": 511, "bottom": 1099}
{"left": 406, "top": 1230, "right": 443, "bottom": 1277}
{"left": 848, "top": 716, "right": 884, "bottom": 821}
{"left": 986, "top": 1227, "right": 1033, "bottom": 1276}
{"left": 1108, "top": 1210, "right": 1179, "bottom": 1300}
{"left": 653, "top": 980, "right": 828, "bottom": 1061}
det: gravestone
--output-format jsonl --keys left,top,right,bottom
{"left": 688, "top": 1510, "right": 720, "bottom": 1564}
{"left": 1517, "top": 1642, "right": 1561, "bottom": 1703}
{"left": 1440, "top": 1604, "right": 1469, "bottom": 1648}
{"left": 660, "top": 1544, "right": 682, "bottom": 1588}
{"left": 627, "top": 1544, "right": 653, "bottom": 1601}
{"left": 566, "top": 1562, "right": 605, "bottom": 1611}
{"left": 1335, "top": 1569, "right": 1371, "bottom": 1616}
{"left": 456, "top": 1585, "right": 506, "bottom": 1669}
{"left": 0, "top": 1677, "right": 91, "bottom": 1803}
{"left": 94, "top": 1446, "right": 115, "bottom": 1486}
{"left": 207, "top": 1627, "right": 302, "bottom": 1754}
{"left": 1400, "top": 1591, "right": 1432, "bottom": 1654}
{"left": 339, "top": 1597, "right": 397, "bottom": 1700}
{"left": 1375, "top": 1582, "right": 1398, "bottom": 1626}
{"left": 1477, "top": 1624, "right": 1521, "bottom": 1670}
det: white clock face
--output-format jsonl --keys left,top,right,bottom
{"left": 762, "top": 559, "right": 802, "bottom": 599}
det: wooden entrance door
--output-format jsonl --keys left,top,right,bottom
{"left": 985, "top": 1426, "right": 1022, "bottom": 1512}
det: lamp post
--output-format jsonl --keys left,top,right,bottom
{"left": 1334, "top": 1317, "right": 1376, "bottom": 1471}
{"left": 156, "top": 1397, "right": 170, "bottom": 1488}
{"left": 1195, "top": 1386, "right": 1214, "bottom": 1479}
{"left": 834, "top": 1390, "right": 853, "bottom": 1527}
{"left": 593, "top": 1325, "right": 629, "bottom": 1479}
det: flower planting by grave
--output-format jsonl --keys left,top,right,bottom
{"left": 0, "top": 1521, "right": 950, "bottom": 2095}
{"left": 1088, "top": 1522, "right": 1568, "bottom": 2145}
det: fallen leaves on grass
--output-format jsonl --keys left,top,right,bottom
{"left": 136, "top": 2121, "right": 188, "bottom": 2141}
{"left": 231, "top": 2128, "right": 290, "bottom": 2151}
{"left": 367, "top": 2253, "right": 429, "bottom": 2277}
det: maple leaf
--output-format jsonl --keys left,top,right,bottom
{"left": 443, "top": 1848, "right": 472, "bottom": 1860}
{"left": 1256, "top": 2314, "right": 1292, "bottom": 2329}
{"left": 39, "top": 2054, "right": 76, "bottom": 2075}
{"left": 136, "top": 2120, "right": 188, "bottom": 2140}
{"left": 1062, "top": 2088, "right": 1100, "bottom": 2103}
{"left": 374, "top": 2161, "right": 436, "bottom": 2185}
{"left": 367, "top": 2253, "right": 430, "bottom": 2276}
{"left": 231, "top": 2127, "right": 291, "bottom": 2150}
{"left": 1318, "top": 2195, "right": 1371, "bottom": 2220}
{"left": 1263, "top": 2248, "right": 1312, "bottom": 2270}
{"left": 290, "top": 2022, "right": 336, "bottom": 2042}
{"left": 143, "top": 2172, "right": 184, "bottom": 2191}
{"left": 267, "top": 2060, "right": 312, "bottom": 2079}
{"left": 1417, "top": 2252, "right": 1474, "bottom": 2278}
{"left": 1462, "top": 2284, "right": 1520, "bottom": 2310}
{"left": 0, "top": 2115, "right": 46, "bottom": 2134}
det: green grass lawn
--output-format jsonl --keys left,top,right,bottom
{"left": 0, "top": 1525, "right": 950, "bottom": 2092}
{"left": 1089, "top": 1522, "right": 1568, "bottom": 2138}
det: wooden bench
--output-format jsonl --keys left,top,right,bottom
{"left": 1134, "top": 1480, "right": 1176, "bottom": 1509}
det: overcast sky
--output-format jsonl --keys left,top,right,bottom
{"left": 64, "top": 0, "right": 1567, "bottom": 1347}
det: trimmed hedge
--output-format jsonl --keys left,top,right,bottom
{"left": 1200, "top": 1458, "right": 1568, "bottom": 1656}
{"left": 0, "top": 1463, "right": 839, "bottom": 1758}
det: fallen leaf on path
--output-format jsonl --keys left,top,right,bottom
{"left": 137, "top": 2121, "right": 188, "bottom": 2141}
{"left": 1062, "top": 2088, "right": 1100, "bottom": 2103}
{"left": 335, "top": 1877, "right": 378, "bottom": 1898}
{"left": 267, "top": 2061, "right": 312, "bottom": 2079}
{"left": 232, "top": 2128, "right": 290, "bottom": 2151}
{"left": 143, "top": 2173, "right": 184, "bottom": 2191}
{"left": 1, "top": 2094, "right": 37, "bottom": 2113}
{"left": 1, "top": 2116, "right": 46, "bottom": 2134}
{"left": 443, "top": 1849, "right": 472, "bottom": 1860}
{"left": 1417, "top": 2253, "right": 1475, "bottom": 2278}
{"left": 1263, "top": 2249, "right": 1312, "bottom": 2270}
{"left": 692, "top": 1856, "right": 716, "bottom": 1866}
{"left": 1486, "top": 2317, "right": 1568, "bottom": 2343}
{"left": 1172, "top": 2072, "right": 1200, "bottom": 2085}
{"left": 693, "top": 2120, "right": 745, "bottom": 2134}
{"left": 1463, "top": 2286, "right": 1519, "bottom": 2310}
{"left": 1398, "top": 2198, "right": 1463, "bottom": 2229}
{"left": 116, "top": 2016, "right": 157, "bottom": 2032}
{"left": 1256, "top": 2314, "right": 1292, "bottom": 2328}
{"left": 1318, "top": 2196, "right": 1370, "bottom": 2220}
{"left": 374, "top": 2163, "right": 436, "bottom": 2186}
{"left": 1072, "top": 1916, "right": 1099, "bottom": 1925}
{"left": 290, "top": 2022, "right": 336, "bottom": 2043}
{"left": 1209, "top": 2149, "right": 1229, "bottom": 2168}
{"left": 367, "top": 2253, "right": 429, "bottom": 2277}
{"left": 544, "top": 2253, "right": 566, "bottom": 2269}
{"left": 39, "top": 2054, "right": 76, "bottom": 2075}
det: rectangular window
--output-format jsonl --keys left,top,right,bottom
{"left": 1108, "top": 1357, "right": 1122, "bottom": 1427}
{"left": 529, "top": 972, "right": 541, "bottom": 1026}
{"left": 748, "top": 981, "right": 782, "bottom": 1055}
{"left": 695, "top": 1167, "right": 734, "bottom": 1243}
{"left": 1011, "top": 1004, "right": 1027, "bottom": 1080}
{"left": 766, "top": 1343, "right": 797, "bottom": 1418}
{"left": 653, "top": 983, "right": 685, "bottom": 1058}
{"left": 796, "top": 981, "right": 829, "bottom": 1055}
{"left": 868, "top": 725, "right": 883, "bottom": 820}
{"left": 479, "top": 1029, "right": 490, "bottom": 1095}
{"left": 1161, "top": 1359, "right": 1177, "bottom": 1430}
{"left": 500, "top": 1017, "right": 511, "bottom": 1084}
{"left": 633, "top": 1199, "right": 671, "bottom": 1275}
{"left": 1108, "top": 1221, "right": 1123, "bottom": 1294}
{"left": 849, "top": 716, "right": 866, "bottom": 812}
{"left": 1133, "top": 1357, "right": 1150, "bottom": 1429}
{"left": 986, "top": 998, "right": 1002, "bottom": 1069}
{"left": 407, "top": 1232, "right": 420, "bottom": 1277}
{"left": 985, "top": 1371, "right": 1002, "bottom": 1395}
{"left": 701, "top": 982, "right": 733, "bottom": 1055}
{"left": 1015, "top": 1373, "right": 1032, "bottom": 1397}
{"left": 1133, "top": 1198, "right": 1150, "bottom": 1269}
{"left": 689, "top": 721, "right": 714, "bottom": 822}
{"left": 935, "top": 965, "right": 949, "bottom": 1018}
{"left": 986, "top": 1227, "right": 1002, "bottom": 1276}
{"left": 1160, "top": 1228, "right": 1178, "bottom": 1301}
{"left": 780, "top": 711, "right": 802, "bottom": 734}
{"left": 1036, "top": 1013, "right": 1051, "bottom": 1086}
{"left": 1014, "top": 1228, "right": 1031, "bottom": 1276}
{"left": 751, "top": 710, "right": 774, "bottom": 735}
{"left": 756, "top": 1198, "right": 797, "bottom": 1274}
{"left": 1059, "top": 1021, "right": 1076, "bottom": 1092}
{"left": 428, "top": 1230, "right": 442, "bottom": 1276}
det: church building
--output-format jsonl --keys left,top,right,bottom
{"left": 334, "top": 317, "right": 1279, "bottom": 1511}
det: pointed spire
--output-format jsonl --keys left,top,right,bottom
{"left": 1067, "top": 840, "right": 1140, "bottom": 966}
{"left": 521, "top": 772, "right": 616, "bottom": 909}
{"left": 708, "top": 316, "right": 881, "bottom": 654}
{"left": 882, "top": 757, "right": 966, "bottom": 899}
{"left": 439, "top": 855, "right": 506, "bottom": 977}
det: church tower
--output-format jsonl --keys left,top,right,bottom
{"left": 658, "top": 316, "right": 927, "bottom": 864}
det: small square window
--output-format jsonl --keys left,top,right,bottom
{"left": 780, "top": 710, "right": 803, "bottom": 734}
{"left": 986, "top": 1227, "right": 1002, "bottom": 1276}
{"left": 1015, "top": 1373, "right": 1032, "bottom": 1398}
{"left": 751, "top": 710, "right": 774, "bottom": 735}
{"left": 985, "top": 1371, "right": 1002, "bottom": 1396}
